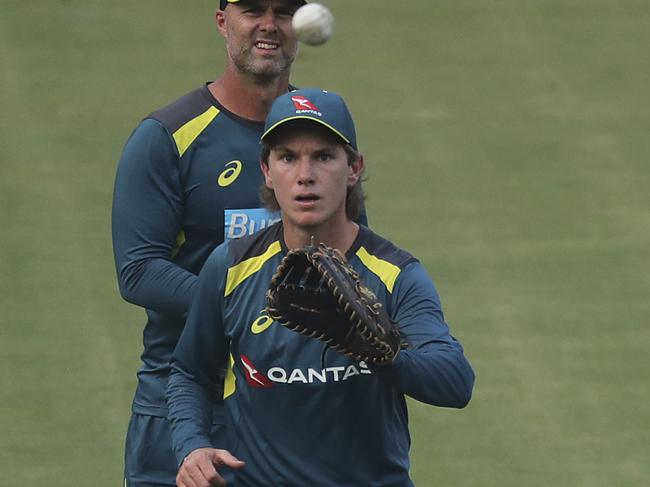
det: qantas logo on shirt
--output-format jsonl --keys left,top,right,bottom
{"left": 291, "top": 96, "right": 322, "bottom": 116}
{"left": 238, "top": 355, "right": 372, "bottom": 388}
{"left": 240, "top": 355, "right": 274, "bottom": 388}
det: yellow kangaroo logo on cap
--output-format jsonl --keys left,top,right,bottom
{"left": 251, "top": 312, "right": 274, "bottom": 335}
{"left": 218, "top": 160, "right": 242, "bottom": 187}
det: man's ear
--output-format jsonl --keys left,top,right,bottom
{"left": 260, "top": 159, "right": 274, "bottom": 189}
{"left": 216, "top": 9, "right": 228, "bottom": 37}
{"left": 347, "top": 154, "right": 364, "bottom": 187}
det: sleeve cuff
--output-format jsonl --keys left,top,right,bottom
{"left": 176, "top": 438, "right": 214, "bottom": 468}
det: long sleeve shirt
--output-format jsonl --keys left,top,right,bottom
{"left": 168, "top": 223, "right": 474, "bottom": 486}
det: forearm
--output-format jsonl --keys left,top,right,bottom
{"left": 117, "top": 257, "right": 197, "bottom": 316}
{"left": 386, "top": 263, "right": 475, "bottom": 408}
{"left": 167, "top": 367, "right": 216, "bottom": 466}
{"left": 167, "top": 251, "right": 231, "bottom": 465}
{"left": 377, "top": 344, "right": 474, "bottom": 408}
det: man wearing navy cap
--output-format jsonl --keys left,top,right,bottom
{"left": 112, "top": 2, "right": 315, "bottom": 486}
{"left": 167, "top": 89, "right": 475, "bottom": 487}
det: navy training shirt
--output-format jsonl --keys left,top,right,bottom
{"left": 113, "top": 85, "right": 278, "bottom": 416}
{"left": 168, "top": 223, "right": 474, "bottom": 485}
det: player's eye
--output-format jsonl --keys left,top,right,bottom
{"left": 278, "top": 153, "right": 295, "bottom": 163}
{"left": 243, "top": 6, "right": 264, "bottom": 16}
{"left": 316, "top": 152, "right": 334, "bottom": 162}
{"left": 274, "top": 7, "right": 294, "bottom": 19}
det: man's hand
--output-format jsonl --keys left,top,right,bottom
{"left": 176, "top": 447, "right": 245, "bottom": 487}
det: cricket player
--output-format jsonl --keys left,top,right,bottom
{"left": 167, "top": 88, "right": 475, "bottom": 486}
{"left": 110, "top": 2, "right": 350, "bottom": 485}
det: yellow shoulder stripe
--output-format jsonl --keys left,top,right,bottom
{"left": 170, "top": 230, "right": 186, "bottom": 259}
{"left": 356, "top": 246, "right": 401, "bottom": 293}
{"left": 172, "top": 106, "right": 220, "bottom": 157}
{"left": 225, "top": 241, "right": 282, "bottom": 296}
{"left": 223, "top": 353, "right": 236, "bottom": 399}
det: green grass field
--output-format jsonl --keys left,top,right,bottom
{"left": 1, "top": 1, "right": 648, "bottom": 485}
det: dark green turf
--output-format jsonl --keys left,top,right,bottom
{"left": 1, "top": 1, "right": 648, "bottom": 485}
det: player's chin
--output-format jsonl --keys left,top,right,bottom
{"left": 250, "top": 59, "right": 288, "bottom": 77}
{"left": 286, "top": 210, "right": 327, "bottom": 230}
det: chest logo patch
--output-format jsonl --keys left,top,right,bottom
{"left": 224, "top": 208, "right": 281, "bottom": 240}
{"left": 241, "top": 355, "right": 273, "bottom": 388}
{"left": 218, "top": 160, "right": 243, "bottom": 187}
{"left": 251, "top": 312, "right": 274, "bottom": 335}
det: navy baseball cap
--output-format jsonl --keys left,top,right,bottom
{"left": 220, "top": 0, "right": 307, "bottom": 10}
{"left": 261, "top": 88, "right": 358, "bottom": 150}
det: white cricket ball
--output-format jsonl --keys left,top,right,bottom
{"left": 292, "top": 3, "right": 335, "bottom": 46}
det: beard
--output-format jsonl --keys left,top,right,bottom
{"left": 228, "top": 42, "right": 297, "bottom": 82}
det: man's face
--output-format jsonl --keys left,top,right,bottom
{"left": 218, "top": 0, "right": 300, "bottom": 79}
{"left": 262, "top": 125, "right": 363, "bottom": 232}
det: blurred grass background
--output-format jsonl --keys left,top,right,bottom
{"left": 1, "top": 1, "right": 648, "bottom": 485}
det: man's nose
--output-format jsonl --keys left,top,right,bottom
{"left": 259, "top": 9, "right": 279, "bottom": 34}
{"left": 297, "top": 159, "right": 315, "bottom": 185}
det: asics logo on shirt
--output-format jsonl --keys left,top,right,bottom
{"left": 218, "top": 160, "right": 242, "bottom": 187}
{"left": 251, "top": 312, "right": 274, "bottom": 334}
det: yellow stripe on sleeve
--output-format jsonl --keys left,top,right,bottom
{"left": 172, "top": 106, "right": 220, "bottom": 157}
{"left": 223, "top": 354, "right": 236, "bottom": 399}
{"left": 356, "top": 246, "right": 401, "bottom": 293}
{"left": 170, "top": 230, "right": 186, "bottom": 259}
{"left": 225, "top": 241, "right": 282, "bottom": 296}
